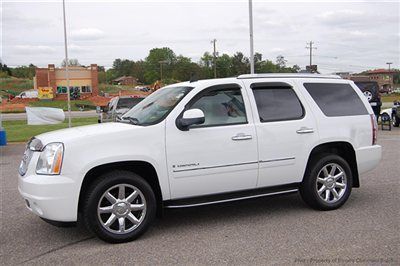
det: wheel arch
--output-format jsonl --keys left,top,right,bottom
{"left": 304, "top": 141, "right": 359, "bottom": 187}
{"left": 78, "top": 161, "right": 164, "bottom": 218}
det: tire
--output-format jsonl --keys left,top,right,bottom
{"left": 82, "top": 170, "right": 156, "bottom": 243}
{"left": 40, "top": 217, "right": 77, "bottom": 228}
{"left": 300, "top": 154, "right": 352, "bottom": 211}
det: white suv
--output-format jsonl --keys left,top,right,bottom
{"left": 18, "top": 74, "right": 382, "bottom": 243}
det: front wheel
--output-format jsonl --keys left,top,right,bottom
{"left": 300, "top": 154, "right": 352, "bottom": 211}
{"left": 82, "top": 171, "right": 156, "bottom": 243}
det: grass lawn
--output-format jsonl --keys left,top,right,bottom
{"left": 28, "top": 100, "right": 96, "bottom": 111}
{"left": 3, "top": 117, "right": 98, "bottom": 142}
{"left": 381, "top": 93, "right": 400, "bottom": 103}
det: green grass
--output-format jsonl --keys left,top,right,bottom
{"left": 2, "top": 117, "right": 98, "bottom": 142}
{"left": 99, "top": 83, "right": 136, "bottom": 93}
{"left": 28, "top": 100, "right": 96, "bottom": 111}
{"left": 0, "top": 78, "right": 33, "bottom": 95}
{"left": 381, "top": 93, "right": 400, "bottom": 103}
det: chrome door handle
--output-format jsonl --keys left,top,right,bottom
{"left": 296, "top": 127, "right": 314, "bottom": 134}
{"left": 232, "top": 133, "right": 252, "bottom": 141}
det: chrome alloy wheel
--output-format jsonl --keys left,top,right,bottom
{"left": 363, "top": 91, "right": 373, "bottom": 102}
{"left": 315, "top": 163, "right": 347, "bottom": 204}
{"left": 97, "top": 184, "right": 146, "bottom": 234}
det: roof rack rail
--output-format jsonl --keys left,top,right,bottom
{"left": 237, "top": 73, "right": 341, "bottom": 79}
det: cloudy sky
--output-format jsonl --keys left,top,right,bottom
{"left": 1, "top": 0, "right": 399, "bottom": 74}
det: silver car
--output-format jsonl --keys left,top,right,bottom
{"left": 98, "top": 96, "right": 144, "bottom": 123}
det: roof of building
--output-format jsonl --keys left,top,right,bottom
{"left": 113, "top": 76, "right": 136, "bottom": 82}
{"left": 366, "top": 69, "right": 396, "bottom": 74}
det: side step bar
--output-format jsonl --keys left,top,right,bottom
{"left": 164, "top": 183, "right": 299, "bottom": 209}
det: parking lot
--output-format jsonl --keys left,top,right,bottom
{"left": 0, "top": 128, "right": 399, "bottom": 265}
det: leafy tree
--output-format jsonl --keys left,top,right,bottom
{"left": 231, "top": 52, "right": 249, "bottom": 75}
{"left": 276, "top": 55, "right": 287, "bottom": 68}
{"left": 11, "top": 64, "right": 36, "bottom": 79}
{"left": 61, "top": 58, "right": 81, "bottom": 67}
{"left": 0, "top": 61, "right": 11, "bottom": 76}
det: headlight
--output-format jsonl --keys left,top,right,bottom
{"left": 36, "top": 143, "right": 64, "bottom": 175}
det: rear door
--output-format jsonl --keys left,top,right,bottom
{"left": 241, "top": 79, "right": 318, "bottom": 188}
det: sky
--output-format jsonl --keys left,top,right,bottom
{"left": 1, "top": 0, "right": 399, "bottom": 74}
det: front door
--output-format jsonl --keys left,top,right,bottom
{"left": 165, "top": 84, "right": 258, "bottom": 199}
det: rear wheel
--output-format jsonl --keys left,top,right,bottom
{"left": 300, "top": 154, "right": 352, "bottom": 211}
{"left": 82, "top": 170, "right": 156, "bottom": 243}
{"left": 393, "top": 115, "right": 400, "bottom": 127}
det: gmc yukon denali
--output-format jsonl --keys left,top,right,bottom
{"left": 18, "top": 74, "right": 382, "bottom": 243}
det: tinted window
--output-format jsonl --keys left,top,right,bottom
{"left": 354, "top": 82, "right": 379, "bottom": 94}
{"left": 117, "top": 98, "right": 143, "bottom": 109}
{"left": 252, "top": 86, "right": 304, "bottom": 122}
{"left": 189, "top": 88, "right": 247, "bottom": 126}
{"left": 304, "top": 83, "right": 368, "bottom": 117}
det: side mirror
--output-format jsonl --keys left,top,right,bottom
{"left": 177, "top": 109, "right": 205, "bottom": 130}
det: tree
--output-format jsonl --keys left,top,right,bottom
{"left": 61, "top": 58, "right": 81, "bottom": 67}
{"left": 144, "top": 47, "right": 177, "bottom": 83}
{"left": 276, "top": 55, "right": 287, "bottom": 68}
{"left": 11, "top": 64, "right": 36, "bottom": 79}
{"left": 0, "top": 61, "right": 11, "bottom": 76}
{"left": 231, "top": 52, "right": 249, "bottom": 75}
{"left": 216, "top": 54, "right": 233, "bottom": 78}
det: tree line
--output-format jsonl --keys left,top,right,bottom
{"left": 100, "top": 47, "right": 301, "bottom": 84}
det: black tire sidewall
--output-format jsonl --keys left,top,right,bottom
{"left": 83, "top": 171, "right": 156, "bottom": 243}
{"left": 301, "top": 154, "right": 353, "bottom": 211}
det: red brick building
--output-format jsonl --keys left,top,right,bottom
{"left": 365, "top": 69, "right": 395, "bottom": 92}
{"left": 34, "top": 64, "right": 99, "bottom": 98}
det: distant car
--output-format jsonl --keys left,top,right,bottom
{"left": 353, "top": 81, "right": 382, "bottom": 117}
{"left": 15, "top": 90, "right": 38, "bottom": 99}
{"left": 380, "top": 101, "right": 400, "bottom": 127}
{"left": 98, "top": 96, "right": 144, "bottom": 123}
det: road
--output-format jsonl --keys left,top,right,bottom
{"left": 0, "top": 128, "right": 399, "bottom": 265}
{"left": 1, "top": 110, "right": 97, "bottom": 121}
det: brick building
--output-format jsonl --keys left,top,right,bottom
{"left": 34, "top": 64, "right": 99, "bottom": 98}
{"left": 365, "top": 69, "right": 395, "bottom": 92}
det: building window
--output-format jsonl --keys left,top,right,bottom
{"left": 57, "top": 86, "right": 68, "bottom": 94}
{"left": 81, "top": 86, "right": 92, "bottom": 93}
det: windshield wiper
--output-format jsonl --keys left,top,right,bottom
{"left": 120, "top": 116, "right": 139, "bottom": 125}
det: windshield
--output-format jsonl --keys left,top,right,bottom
{"left": 117, "top": 98, "right": 143, "bottom": 109}
{"left": 122, "top": 86, "right": 193, "bottom": 125}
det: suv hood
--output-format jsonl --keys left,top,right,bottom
{"left": 36, "top": 122, "right": 136, "bottom": 145}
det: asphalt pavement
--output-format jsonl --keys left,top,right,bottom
{"left": 0, "top": 128, "right": 399, "bottom": 265}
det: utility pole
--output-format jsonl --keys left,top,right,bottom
{"left": 62, "top": 0, "right": 71, "bottom": 128}
{"left": 248, "top": 0, "right": 255, "bottom": 74}
{"left": 306, "top": 41, "right": 317, "bottom": 70}
{"left": 159, "top": 60, "right": 168, "bottom": 81}
{"left": 386, "top": 62, "right": 393, "bottom": 71}
{"left": 211, "top": 39, "right": 217, "bottom": 78}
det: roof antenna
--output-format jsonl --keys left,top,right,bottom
{"left": 189, "top": 73, "right": 198, "bottom": 83}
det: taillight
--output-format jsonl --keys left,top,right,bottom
{"left": 370, "top": 114, "right": 377, "bottom": 145}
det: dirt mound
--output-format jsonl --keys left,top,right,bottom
{"left": 86, "top": 96, "right": 112, "bottom": 106}
{"left": 10, "top": 98, "right": 38, "bottom": 104}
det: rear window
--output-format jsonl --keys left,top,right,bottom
{"left": 304, "top": 83, "right": 368, "bottom": 117}
{"left": 252, "top": 86, "right": 304, "bottom": 122}
{"left": 117, "top": 98, "right": 143, "bottom": 109}
{"left": 354, "top": 82, "right": 379, "bottom": 93}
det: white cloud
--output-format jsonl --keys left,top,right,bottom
{"left": 69, "top": 44, "right": 90, "bottom": 53}
{"left": 70, "top": 28, "right": 105, "bottom": 41}
{"left": 14, "top": 45, "right": 56, "bottom": 54}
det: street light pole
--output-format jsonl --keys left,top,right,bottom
{"left": 62, "top": 0, "right": 71, "bottom": 128}
{"left": 248, "top": 0, "right": 255, "bottom": 74}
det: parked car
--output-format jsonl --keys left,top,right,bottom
{"left": 380, "top": 101, "right": 400, "bottom": 126}
{"left": 98, "top": 96, "right": 144, "bottom": 123}
{"left": 15, "top": 90, "right": 38, "bottom": 99}
{"left": 392, "top": 101, "right": 400, "bottom": 127}
{"left": 351, "top": 80, "right": 382, "bottom": 117}
{"left": 18, "top": 74, "right": 382, "bottom": 243}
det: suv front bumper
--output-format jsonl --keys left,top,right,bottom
{"left": 18, "top": 173, "right": 79, "bottom": 222}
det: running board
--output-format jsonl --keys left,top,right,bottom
{"left": 164, "top": 183, "right": 299, "bottom": 209}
